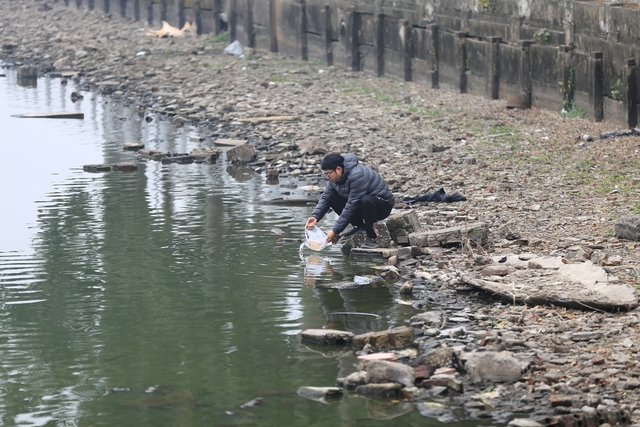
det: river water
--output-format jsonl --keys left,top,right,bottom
{"left": 0, "top": 68, "right": 432, "bottom": 426}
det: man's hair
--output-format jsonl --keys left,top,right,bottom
{"left": 321, "top": 153, "right": 344, "bottom": 171}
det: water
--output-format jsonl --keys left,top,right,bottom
{"left": 0, "top": 69, "right": 428, "bottom": 426}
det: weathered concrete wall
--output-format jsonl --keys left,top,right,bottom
{"left": 60, "top": 0, "right": 640, "bottom": 128}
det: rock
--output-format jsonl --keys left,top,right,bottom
{"left": 386, "top": 210, "right": 421, "bottom": 245}
{"left": 83, "top": 164, "right": 111, "bottom": 172}
{"left": 296, "top": 386, "right": 343, "bottom": 403}
{"left": 409, "top": 311, "right": 442, "bottom": 328}
{"left": 111, "top": 162, "right": 138, "bottom": 172}
{"left": 463, "top": 351, "right": 529, "bottom": 384}
{"left": 409, "top": 222, "right": 489, "bottom": 247}
{"left": 300, "top": 329, "right": 354, "bottom": 345}
{"left": 226, "top": 144, "right": 257, "bottom": 164}
{"left": 399, "top": 281, "right": 413, "bottom": 295}
{"left": 353, "top": 326, "right": 414, "bottom": 351}
{"left": 123, "top": 142, "right": 144, "bottom": 151}
{"left": 481, "top": 265, "right": 511, "bottom": 276}
{"left": 355, "top": 383, "right": 403, "bottom": 398}
{"left": 365, "top": 360, "right": 416, "bottom": 387}
{"left": 615, "top": 215, "right": 640, "bottom": 241}
{"left": 508, "top": 419, "right": 545, "bottom": 427}
{"left": 336, "top": 371, "right": 367, "bottom": 389}
{"left": 417, "top": 401, "right": 456, "bottom": 423}
{"left": 418, "top": 347, "right": 457, "bottom": 369}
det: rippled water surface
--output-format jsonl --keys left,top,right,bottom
{"left": 0, "top": 69, "right": 430, "bottom": 426}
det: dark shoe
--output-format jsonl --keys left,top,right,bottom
{"left": 343, "top": 227, "right": 366, "bottom": 238}
{"left": 361, "top": 237, "right": 377, "bottom": 249}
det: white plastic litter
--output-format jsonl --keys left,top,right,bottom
{"left": 304, "top": 226, "right": 330, "bottom": 252}
{"left": 223, "top": 40, "right": 244, "bottom": 56}
{"left": 354, "top": 275, "right": 375, "bottom": 285}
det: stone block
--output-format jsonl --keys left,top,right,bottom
{"left": 386, "top": 210, "right": 421, "bottom": 245}
{"left": 615, "top": 215, "right": 640, "bottom": 241}
{"left": 301, "top": 329, "right": 354, "bottom": 345}
{"left": 409, "top": 222, "right": 489, "bottom": 247}
{"left": 354, "top": 326, "right": 414, "bottom": 351}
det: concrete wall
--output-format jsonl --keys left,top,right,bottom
{"left": 61, "top": 0, "right": 640, "bottom": 127}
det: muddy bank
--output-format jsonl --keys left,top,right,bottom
{"left": 3, "top": 1, "right": 640, "bottom": 425}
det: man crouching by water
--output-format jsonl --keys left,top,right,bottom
{"left": 305, "top": 153, "right": 395, "bottom": 249}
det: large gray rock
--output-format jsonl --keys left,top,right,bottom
{"left": 463, "top": 351, "right": 529, "bottom": 384}
{"left": 615, "top": 215, "right": 640, "bottom": 241}
{"left": 386, "top": 210, "right": 421, "bottom": 245}
{"left": 226, "top": 144, "right": 256, "bottom": 164}
{"left": 365, "top": 360, "right": 415, "bottom": 387}
{"left": 300, "top": 329, "right": 354, "bottom": 345}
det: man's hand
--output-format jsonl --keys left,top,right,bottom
{"left": 305, "top": 217, "right": 317, "bottom": 230}
{"left": 326, "top": 231, "right": 336, "bottom": 243}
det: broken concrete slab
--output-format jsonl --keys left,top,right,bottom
{"left": 349, "top": 247, "right": 398, "bottom": 262}
{"left": 123, "top": 142, "right": 144, "bottom": 151}
{"left": 460, "top": 258, "right": 638, "bottom": 311}
{"left": 409, "top": 222, "right": 489, "bottom": 247}
{"left": 214, "top": 138, "right": 246, "bottom": 147}
{"left": 13, "top": 111, "right": 84, "bottom": 119}
{"left": 300, "top": 329, "right": 354, "bottom": 345}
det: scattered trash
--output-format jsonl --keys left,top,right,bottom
{"left": 239, "top": 397, "right": 264, "bottom": 408}
{"left": 136, "top": 51, "right": 146, "bottom": 56}
{"left": 223, "top": 40, "right": 244, "bottom": 57}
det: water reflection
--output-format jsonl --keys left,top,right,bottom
{"left": 0, "top": 68, "right": 431, "bottom": 426}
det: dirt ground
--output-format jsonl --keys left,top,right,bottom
{"left": 4, "top": 1, "right": 640, "bottom": 425}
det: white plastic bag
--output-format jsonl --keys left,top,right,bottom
{"left": 223, "top": 40, "right": 244, "bottom": 56}
{"left": 304, "top": 226, "right": 330, "bottom": 251}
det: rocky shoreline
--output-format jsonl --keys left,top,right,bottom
{"left": 3, "top": 1, "right": 640, "bottom": 425}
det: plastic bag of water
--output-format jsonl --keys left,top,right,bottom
{"left": 304, "top": 226, "right": 330, "bottom": 251}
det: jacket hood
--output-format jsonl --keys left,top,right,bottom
{"left": 339, "top": 154, "right": 358, "bottom": 182}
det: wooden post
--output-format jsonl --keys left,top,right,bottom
{"left": 486, "top": 36, "right": 500, "bottom": 99}
{"left": 622, "top": 58, "right": 638, "bottom": 128}
{"left": 324, "top": 5, "right": 332, "bottom": 66}
{"left": 300, "top": 0, "right": 308, "bottom": 60}
{"left": 88, "top": 0, "right": 94, "bottom": 10}
{"left": 161, "top": 0, "right": 167, "bottom": 23}
{"left": 349, "top": 8, "right": 360, "bottom": 72}
{"left": 178, "top": 0, "right": 185, "bottom": 28}
{"left": 269, "top": 0, "right": 278, "bottom": 52}
{"left": 519, "top": 40, "right": 534, "bottom": 109}
{"left": 247, "top": 0, "right": 255, "bottom": 48}
{"left": 588, "top": 51, "right": 604, "bottom": 122}
{"left": 402, "top": 20, "right": 412, "bottom": 82}
{"left": 374, "top": 13, "right": 384, "bottom": 77}
{"left": 558, "top": 45, "right": 573, "bottom": 109}
{"left": 212, "top": 0, "right": 223, "bottom": 36}
{"left": 454, "top": 31, "right": 467, "bottom": 93}
{"left": 120, "top": 0, "right": 126, "bottom": 17}
{"left": 104, "top": 0, "right": 109, "bottom": 13}
{"left": 194, "top": 0, "right": 201, "bottom": 35}
{"left": 133, "top": 0, "right": 140, "bottom": 20}
{"left": 428, "top": 24, "right": 439, "bottom": 88}
{"left": 229, "top": 0, "right": 237, "bottom": 42}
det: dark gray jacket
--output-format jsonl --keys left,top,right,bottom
{"left": 312, "top": 154, "right": 394, "bottom": 234}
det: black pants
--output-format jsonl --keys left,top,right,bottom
{"left": 326, "top": 193, "right": 393, "bottom": 239}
